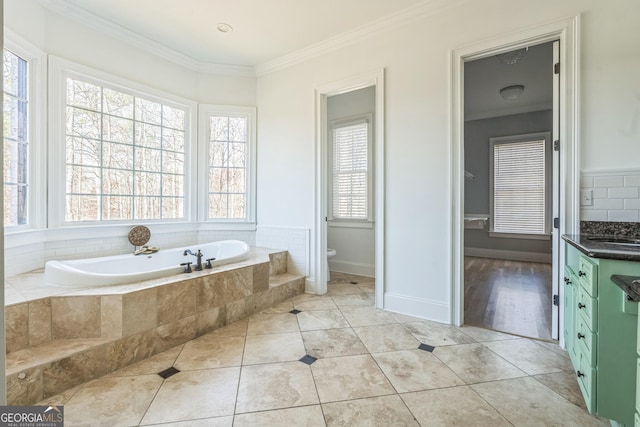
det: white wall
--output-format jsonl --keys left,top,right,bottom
{"left": 256, "top": 0, "right": 640, "bottom": 322}
{"left": 327, "top": 87, "right": 376, "bottom": 277}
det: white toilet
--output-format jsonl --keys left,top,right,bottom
{"left": 327, "top": 248, "right": 337, "bottom": 281}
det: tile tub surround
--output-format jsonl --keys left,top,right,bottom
{"left": 33, "top": 274, "right": 607, "bottom": 426}
{"left": 5, "top": 248, "right": 304, "bottom": 405}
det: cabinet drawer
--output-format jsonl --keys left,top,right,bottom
{"left": 577, "top": 284, "right": 598, "bottom": 331}
{"left": 578, "top": 256, "right": 598, "bottom": 297}
{"left": 576, "top": 315, "right": 596, "bottom": 366}
{"left": 637, "top": 359, "right": 640, "bottom": 414}
{"left": 577, "top": 351, "right": 596, "bottom": 414}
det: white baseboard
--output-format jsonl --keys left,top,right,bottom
{"left": 328, "top": 260, "right": 375, "bottom": 278}
{"left": 383, "top": 292, "right": 450, "bottom": 324}
{"left": 464, "top": 247, "right": 552, "bottom": 263}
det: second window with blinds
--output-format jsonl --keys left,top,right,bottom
{"left": 329, "top": 114, "right": 373, "bottom": 226}
{"left": 489, "top": 132, "right": 551, "bottom": 239}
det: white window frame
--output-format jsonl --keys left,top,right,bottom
{"left": 48, "top": 56, "right": 198, "bottom": 227}
{"left": 328, "top": 113, "right": 374, "bottom": 228}
{"left": 198, "top": 104, "right": 256, "bottom": 228}
{"left": 489, "top": 131, "right": 551, "bottom": 240}
{"left": 3, "top": 31, "right": 47, "bottom": 232}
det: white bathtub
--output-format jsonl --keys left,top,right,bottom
{"left": 44, "top": 240, "right": 251, "bottom": 287}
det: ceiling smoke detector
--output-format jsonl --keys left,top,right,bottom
{"left": 499, "top": 85, "right": 525, "bottom": 101}
{"left": 216, "top": 23, "right": 233, "bottom": 33}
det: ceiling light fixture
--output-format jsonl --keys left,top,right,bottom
{"left": 499, "top": 85, "right": 525, "bottom": 101}
{"left": 495, "top": 47, "right": 528, "bottom": 65}
{"left": 216, "top": 23, "right": 233, "bottom": 33}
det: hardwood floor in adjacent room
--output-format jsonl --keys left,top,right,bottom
{"left": 464, "top": 256, "right": 553, "bottom": 341}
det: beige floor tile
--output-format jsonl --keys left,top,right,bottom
{"left": 331, "top": 293, "right": 375, "bottom": 308}
{"left": 247, "top": 312, "right": 300, "bottom": 335}
{"left": 354, "top": 324, "right": 420, "bottom": 353}
{"left": 340, "top": 306, "right": 397, "bottom": 327}
{"left": 302, "top": 328, "right": 368, "bottom": 358}
{"left": 483, "top": 338, "right": 574, "bottom": 375}
{"left": 141, "top": 368, "right": 240, "bottom": 425}
{"left": 64, "top": 375, "right": 163, "bottom": 427}
{"left": 293, "top": 295, "right": 338, "bottom": 311}
{"left": 109, "top": 345, "right": 184, "bottom": 377}
{"left": 327, "top": 272, "right": 352, "bottom": 284}
{"left": 174, "top": 335, "right": 244, "bottom": 370}
{"left": 402, "top": 385, "right": 513, "bottom": 427}
{"left": 534, "top": 339, "right": 571, "bottom": 357}
{"left": 297, "top": 309, "right": 350, "bottom": 331}
{"left": 323, "top": 395, "right": 419, "bottom": 426}
{"left": 235, "top": 362, "right": 319, "bottom": 413}
{"left": 357, "top": 282, "right": 375, "bottom": 294}
{"left": 459, "top": 325, "right": 519, "bottom": 342}
{"left": 209, "top": 319, "right": 248, "bottom": 337}
{"left": 311, "top": 354, "right": 395, "bottom": 403}
{"left": 141, "top": 415, "right": 233, "bottom": 426}
{"left": 433, "top": 343, "right": 527, "bottom": 384}
{"left": 403, "top": 320, "right": 477, "bottom": 346}
{"left": 472, "top": 377, "right": 609, "bottom": 426}
{"left": 233, "top": 405, "right": 325, "bottom": 427}
{"left": 534, "top": 369, "right": 588, "bottom": 410}
{"left": 260, "top": 300, "right": 295, "bottom": 313}
{"left": 327, "top": 283, "right": 365, "bottom": 295}
{"left": 373, "top": 349, "right": 465, "bottom": 392}
{"left": 391, "top": 312, "right": 424, "bottom": 323}
{"left": 243, "top": 332, "right": 306, "bottom": 365}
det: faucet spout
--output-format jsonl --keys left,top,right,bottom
{"left": 184, "top": 249, "right": 204, "bottom": 271}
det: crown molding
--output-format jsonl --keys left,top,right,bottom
{"left": 255, "top": 0, "right": 465, "bottom": 76}
{"left": 36, "top": 0, "right": 255, "bottom": 77}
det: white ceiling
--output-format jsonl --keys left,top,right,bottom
{"left": 42, "top": 0, "right": 428, "bottom": 68}
{"left": 464, "top": 42, "right": 554, "bottom": 120}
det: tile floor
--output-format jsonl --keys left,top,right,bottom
{"left": 39, "top": 273, "right": 608, "bottom": 426}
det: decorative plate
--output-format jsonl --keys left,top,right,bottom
{"left": 128, "top": 225, "right": 151, "bottom": 247}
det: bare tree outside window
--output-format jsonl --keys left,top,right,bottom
{"left": 65, "top": 77, "right": 186, "bottom": 221}
{"left": 208, "top": 115, "right": 247, "bottom": 219}
{"left": 3, "top": 49, "right": 29, "bottom": 226}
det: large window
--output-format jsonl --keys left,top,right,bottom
{"left": 200, "top": 105, "right": 256, "bottom": 223}
{"left": 329, "top": 116, "right": 373, "bottom": 222}
{"left": 490, "top": 133, "right": 550, "bottom": 236}
{"left": 64, "top": 77, "right": 187, "bottom": 221}
{"left": 3, "top": 49, "right": 29, "bottom": 226}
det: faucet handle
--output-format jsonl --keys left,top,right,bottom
{"left": 180, "top": 262, "right": 193, "bottom": 273}
{"left": 205, "top": 258, "right": 216, "bottom": 269}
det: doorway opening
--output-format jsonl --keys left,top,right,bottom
{"left": 463, "top": 42, "right": 557, "bottom": 340}
{"left": 314, "top": 70, "right": 385, "bottom": 308}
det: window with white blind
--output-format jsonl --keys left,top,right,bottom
{"left": 329, "top": 116, "right": 373, "bottom": 222}
{"left": 490, "top": 133, "right": 550, "bottom": 237}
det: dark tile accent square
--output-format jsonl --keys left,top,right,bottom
{"left": 350, "top": 281, "right": 359, "bottom": 285}
{"left": 418, "top": 343, "right": 435, "bottom": 352}
{"left": 158, "top": 366, "right": 180, "bottom": 379}
{"left": 299, "top": 354, "right": 317, "bottom": 365}
{"left": 289, "top": 309, "right": 302, "bottom": 315}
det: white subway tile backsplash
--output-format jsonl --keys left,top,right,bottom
{"left": 594, "top": 176, "right": 624, "bottom": 188}
{"left": 581, "top": 169, "right": 640, "bottom": 223}
{"left": 593, "top": 198, "right": 624, "bottom": 210}
{"left": 608, "top": 210, "right": 639, "bottom": 222}
{"left": 608, "top": 187, "right": 639, "bottom": 199}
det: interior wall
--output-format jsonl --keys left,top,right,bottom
{"left": 326, "top": 87, "right": 376, "bottom": 277}
{"left": 256, "top": 0, "right": 640, "bottom": 322}
{"left": 464, "top": 110, "right": 553, "bottom": 257}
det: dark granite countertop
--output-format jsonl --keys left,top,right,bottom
{"left": 562, "top": 234, "right": 640, "bottom": 262}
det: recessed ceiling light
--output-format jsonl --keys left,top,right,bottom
{"left": 216, "top": 23, "right": 233, "bottom": 33}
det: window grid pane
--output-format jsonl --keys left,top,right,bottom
{"left": 3, "top": 49, "right": 29, "bottom": 226}
{"left": 208, "top": 115, "right": 248, "bottom": 220}
{"left": 493, "top": 140, "right": 546, "bottom": 234}
{"left": 65, "top": 77, "right": 186, "bottom": 221}
{"left": 332, "top": 123, "right": 368, "bottom": 220}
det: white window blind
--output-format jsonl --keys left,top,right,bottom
{"left": 493, "top": 139, "right": 546, "bottom": 234}
{"left": 332, "top": 122, "right": 368, "bottom": 220}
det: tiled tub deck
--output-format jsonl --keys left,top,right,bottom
{"left": 4, "top": 247, "right": 305, "bottom": 405}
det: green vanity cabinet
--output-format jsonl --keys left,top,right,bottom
{"left": 564, "top": 242, "right": 640, "bottom": 426}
